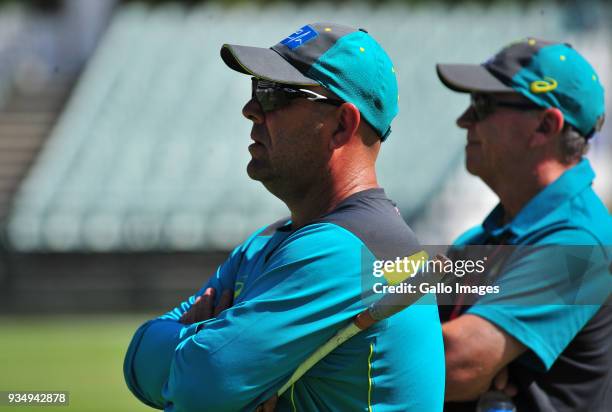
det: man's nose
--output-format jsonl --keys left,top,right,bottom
{"left": 242, "top": 98, "right": 265, "bottom": 124}
{"left": 456, "top": 106, "right": 477, "bottom": 129}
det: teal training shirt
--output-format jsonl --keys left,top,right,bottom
{"left": 445, "top": 159, "right": 612, "bottom": 412}
{"left": 124, "top": 189, "right": 445, "bottom": 411}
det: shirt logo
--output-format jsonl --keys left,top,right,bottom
{"left": 280, "top": 25, "right": 318, "bottom": 50}
{"left": 530, "top": 77, "right": 558, "bottom": 93}
{"left": 234, "top": 281, "right": 244, "bottom": 299}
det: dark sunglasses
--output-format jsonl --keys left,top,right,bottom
{"left": 251, "top": 78, "right": 344, "bottom": 112}
{"left": 471, "top": 93, "right": 542, "bottom": 121}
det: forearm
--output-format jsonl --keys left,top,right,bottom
{"left": 444, "top": 335, "right": 495, "bottom": 401}
{"left": 124, "top": 319, "right": 199, "bottom": 408}
{"left": 442, "top": 314, "right": 526, "bottom": 402}
{"left": 163, "top": 329, "right": 284, "bottom": 412}
{"left": 445, "top": 359, "right": 494, "bottom": 401}
{"left": 124, "top": 242, "right": 244, "bottom": 407}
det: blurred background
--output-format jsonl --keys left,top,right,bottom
{"left": 0, "top": 0, "right": 609, "bottom": 410}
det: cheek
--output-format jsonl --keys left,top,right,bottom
{"left": 264, "top": 121, "right": 305, "bottom": 168}
{"left": 479, "top": 123, "right": 509, "bottom": 157}
{"left": 265, "top": 108, "right": 330, "bottom": 170}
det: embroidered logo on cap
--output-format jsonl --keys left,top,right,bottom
{"left": 530, "top": 77, "right": 558, "bottom": 93}
{"left": 280, "top": 25, "right": 318, "bottom": 50}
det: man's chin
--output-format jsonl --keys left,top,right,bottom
{"left": 246, "top": 160, "right": 271, "bottom": 182}
{"left": 465, "top": 160, "right": 482, "bottom": 177}
{"left": 464, "top": 150, "right": 484, "bottom": 175}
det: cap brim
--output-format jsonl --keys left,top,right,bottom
{"left": 436, "top": 64, "right": 514, "bottom": 93}
{"left": 221, "top": 44, "right": 319, "bottom": 86}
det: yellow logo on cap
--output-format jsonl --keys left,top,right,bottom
{"left": 530, "top": 77, "right": 557, "bottom": 93}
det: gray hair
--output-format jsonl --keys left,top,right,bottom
{"left": 558, "top": 123, "right": 589, "bottom": 164}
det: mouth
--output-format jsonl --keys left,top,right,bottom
{"left": 248, "top": 141, "right": 266, "bottom": 156}
{"left": 249, "top": 124, "right": 271, "bottom": 155}
{"left": 250, "top": 126, "right": 268, "bottom": 145}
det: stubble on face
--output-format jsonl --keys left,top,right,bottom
{"left": 465, "top": 110, "right": 536, "bottom": 189}
{"left": 247, "top": 102, "right": 332, "bottom": 200}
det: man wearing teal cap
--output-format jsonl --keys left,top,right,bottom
{"left": 437, "top": 39, "right": 611, "bottom": 411}
{"left": 124, "top": 23, "right": 445, "bottom": 411}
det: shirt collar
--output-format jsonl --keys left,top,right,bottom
{"left": 482, "top": 159, "right": 595, "bottom": 240}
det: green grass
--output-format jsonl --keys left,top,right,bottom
{"left": 0, "top": 315, "right": 155, "bottom": 412}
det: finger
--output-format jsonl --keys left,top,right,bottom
{"left": 179, "top": 312, "right": 190, "bottom": 324}
{"left": 180, "top": 289, "right": 213, "bottom": 324}
{"left": 262, "top": 395, "right": 278, "bottom": 412}
{"left": 214, "top": 289, "right": 234, "bottom": 317}
{"left": 198, "top": 287, "right": 215, "bottom": 321}
{"left": 180, "top": 299, "right": 199, "bottom": 324}
{"left": 493, "top": 367, "right": 508, "bottom": 391}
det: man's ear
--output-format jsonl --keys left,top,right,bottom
{"left": 530, "top": 108, "right": 564, "bottom": 147}
{"left": 330, "top": 103, "right": 360, "bottom": 149}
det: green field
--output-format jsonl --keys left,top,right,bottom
{"left": 0, "top": 315, "right": 155, "bottom": 411}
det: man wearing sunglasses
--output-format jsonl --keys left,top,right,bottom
{"left": 437, "top": 39, "right": 612, "bottom": 411}
{"left": 125, "top": 23, "right": 445, "bottom": 411}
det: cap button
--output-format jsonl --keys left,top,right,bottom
{"left": 358, "top": 28, "right": 368, "bottom": 33}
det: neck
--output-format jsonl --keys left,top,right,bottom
{"left": 286, "top": 166, "right": 379, "bottom": 229}
{"left": 494, "top": 159, "right": 573, "bottom": 221}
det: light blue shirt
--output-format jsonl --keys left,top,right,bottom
{"left": 124, "top": 189, "right": 445, "bottom": 411}
{"left": 456, "top": 159, "right": 612, "bottom": 370}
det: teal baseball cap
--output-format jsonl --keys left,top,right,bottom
{"left": 437, "top": 38, "right": 605, "bottom": 137}
{"left": 221, "top": 23, "right": 398, "bottom": 140}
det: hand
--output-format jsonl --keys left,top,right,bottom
{"left": 179, "top": 287, "right": 234, "bottom": 325}
{"left": 255, "top": 395, "right": 278, "bottom": 412}
{"left": 492, "top": 366, "right": 518, "bottom": 397}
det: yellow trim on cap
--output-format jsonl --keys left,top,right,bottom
{"left": 324, "top": 27, "right": 332, "bottom": 32}
{"left": 222, "top": 45, "right": 255, "bottom": 76}
{"left": 528, "top": 39, "right": 536, "bottom": 46}
{"left": 560, "top": 55, "right": 566, "bottom": 61}
{"left": 221, "top": 44, "right": 319, "bottom": 87}
{"left": 360, "top": 47, "right": 365, "bottom": 52}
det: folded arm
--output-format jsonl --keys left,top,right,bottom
{"left": 162, "top": 224, "right": 367, "bottom": 411}
{"left": 444, "top": 230, "right": 611, "bottom": 401}
{"left": 123, "top": 244, "right": 243, "bottom": 408}
{"left": 125, "top": 223, "right": 368, "bottom": 411}
{"left": 443, "top": 314, "right": 526, "bottom": 401}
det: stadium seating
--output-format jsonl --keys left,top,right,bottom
{"left": 6, "top": 2, "right": 573, "bottom": 251}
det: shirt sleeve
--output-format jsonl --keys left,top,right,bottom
{"left": 123, "top": 240, "right": 246, "bottom": 408}
{"left": 161, "top": 223, "right": 369, "bottom": 412}
{"left": 467, "top": 229, "right": 612, "bottom": 371}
